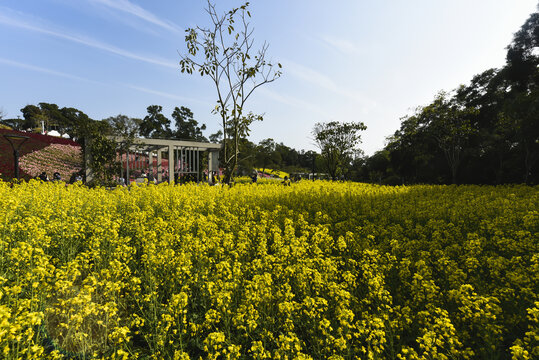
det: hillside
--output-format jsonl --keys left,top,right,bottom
{"left": 0, "top": 129, "right": 81, "bottom": 180}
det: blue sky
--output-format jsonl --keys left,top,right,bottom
{"left": 1, "top": 0, "right": 537, "bottom": 155}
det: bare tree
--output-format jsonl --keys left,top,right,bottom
{"left": 179, "top": 1, "right": 281, "bottom": 184}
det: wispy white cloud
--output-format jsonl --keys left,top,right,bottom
{"left": 258, "top": 87, "right": 332, "bottom": 119}
{"left": 0, "top": 8, "right": 177, "bottom": 69}
{"left": 0, "top": 57, "right": 100, "bottom": 83}
{"left": 89, "top": 0, "right": 182, "bottom": 34}
{"left": 282, "top": 59, "right": 377, "bottom": 108}
{"left": 126, "top": 85, "right": 210, "bottom": 105}
{"left": 321, "top": 35, "right": 363, "bottom": 56}
{"left": 0, "top": 56, "right": 208, "bottom": 110}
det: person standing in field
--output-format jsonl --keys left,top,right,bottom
{"left": 282, "top": 176, "right": 291, "bottom": 186}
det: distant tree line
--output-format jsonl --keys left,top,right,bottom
{"left": 1, "top": 104, "right": 208, "bottom": 142}
{"left": 354, "top": 7, "right": 539, "bottom": 185}
{"left": 0, "top": 102, "right": 323, "bottom": 181}
{"left": 0, "top": 104, "right": 213, "bottom": 184}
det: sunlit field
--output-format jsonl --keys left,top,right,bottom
{"left": 1, "top": 180, "right": 537, "bottom": 359}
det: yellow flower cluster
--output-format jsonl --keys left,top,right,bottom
{"left": 0, "top": 180, "right": 537, "bottom": 359}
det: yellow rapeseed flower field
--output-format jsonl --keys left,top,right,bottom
{"left": 0, "top": 180, "right": 537, "bottom": 359}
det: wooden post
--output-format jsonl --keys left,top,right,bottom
{"left": 148, "top": 151, "right": 153, "bottom": 179}
{"left": 157, "top": 149, "right": 162, "bottom": 182}
{"left": 168, "top": 145, "right": 174, "bottom": 184}
{"left": 85, "top": 137, "right": 94, "bottom": 183}
{"left": 126, "top": 149, "right": 130, "bottom": 183}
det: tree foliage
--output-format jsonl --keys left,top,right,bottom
{"left": 19, "top": 104, "right": 45, "bottom": 131}
{"left": 498, "top": 89, "right": 539, "bottom": 183}
{"left": 358, "top": 7, "right": 539, "bottom": 185}
{"left": 505, "top": 11, "right": 539, "bottom": 91}
{"left": 256, "top": 138, "right": 277, "bottom": 174}
{"left": 171, "top": 106, "right": 207, "bottom": 141}
{"left": 104, "top": 114, "right": 141, "bottom": 141}
{"left": 179, "top": 0, "right": 281, "bottom": 184}
{"left": 85, "top": 128, "right": 118, "bottom": 186}
{"left": 408, "top": 92, "right": 478, "bottom": 184}
{"left": 209, "top": 130, "right": 223, "bottom": 143}
{"left": 104, "top": 114, "right": 141, "bottom": 171}
{"left": 313, "top": 121, "right": 367, "bottom": 180}
{"left": 139, "top": 105, "right": 172, "bottom": 138}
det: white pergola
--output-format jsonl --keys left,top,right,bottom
{"left": 86, "top": 137, "right": 221, "bottom": 184}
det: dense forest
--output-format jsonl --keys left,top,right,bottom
{"left": 1, "top": 7, "right": 537, "bottom": 184}
{"left": 357, "top": 8, "right": 539, "bottom": 185}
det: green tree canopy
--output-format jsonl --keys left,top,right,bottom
{"left": 20, "top": 104, "right": 43, "bottom": 130}
{"left": 255, "top": 138, "right": 278, "bottom": 174}
{"left": 368, "top": 6, "right": 539, "bottom": 185}
{"left": 418, "top": 92, "right": 478, "bottom": 184}
{"left": 171, "top": 106, "right": 207, "bottom": 141}
{"left": 139, "top": 105, "right": 172, "bottom": 138}
{"left": 313, "top": 121, "right": 367, "bottom": 180}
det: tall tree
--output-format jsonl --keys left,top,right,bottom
{"left": 505, "top": 10, "right": 539, "bottom": 92}
{"left": 171, "top": 106, "right": 207, "bottom": 141}
{"left": 55, "top": 109, "right": 118, "bottom": 185}
{"left": 179, "top": 0, "right": 281, "bottom": 184}
{"left": 364, "top": 150, "right": 392, "bottom": 184}
{"left": 499, "top": 89, "right": 539, "bottom": 183}
{"left": 386, "top": 113, "right": 444, "bottom": 184}
{"left": 455, "top": 69, "right": 509, "bottom": 183}
{"left": 20, "top": 103, "right": 78, "bottom": 135}
{"left": 236, "top": 137, "right": 257, "bottom": 175}
{"left": 503, "top": 8, "right": 539, "bottom": 183}
{"left": 39, "top": 103, "right": 66, "bottom": 132}
{"left": 209, "top": 130, "right": 223, "bottom": 143}
{"left": 104, "top": 114, "right": 141, "bottom": 153}
{"left": 104, "top": 114, "right": 141, "bottom": 180}
{"left": 139, "top": 105, "right": 172, "bottom": 138}
{"left": 312, "top": 121, "right": 367, "bottom": 180}
{"left": 105, "top": 114, "right": 140, "bottom": 140}
{"left": 20, "top": 105, "right": 43, "bottom": 130}
{"left": 419, "top": 92, "right": 478, "bottom": 184}
{"left": 376, "top": 6, "right": 539, "bottom": 185}
{"left": 255, "top": 138, "right": 277, "bottom": 174}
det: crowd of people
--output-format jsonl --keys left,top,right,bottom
{"left": 35, "top": 170, "right": 84, "bottom": 183}
{"left": 31, "top": 169, "right": 302, "bottom": 187}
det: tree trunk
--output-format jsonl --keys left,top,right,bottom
{"left": 451, "top": 162, "right": 458, "bottom": 185}
{"left": 444, "top": 147, "right": 459, "bottom": 185}
{"left": 223, "top": 122, "right": 239, "bottom": 185}
{"left": 496, "top": 153, "right": 504, "bottom": 185}
{"left": 522, "top": 141, "right": 538, "bottom": 184}
{"left": 523, "top": 146, "right": 532, "bottom": 184}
